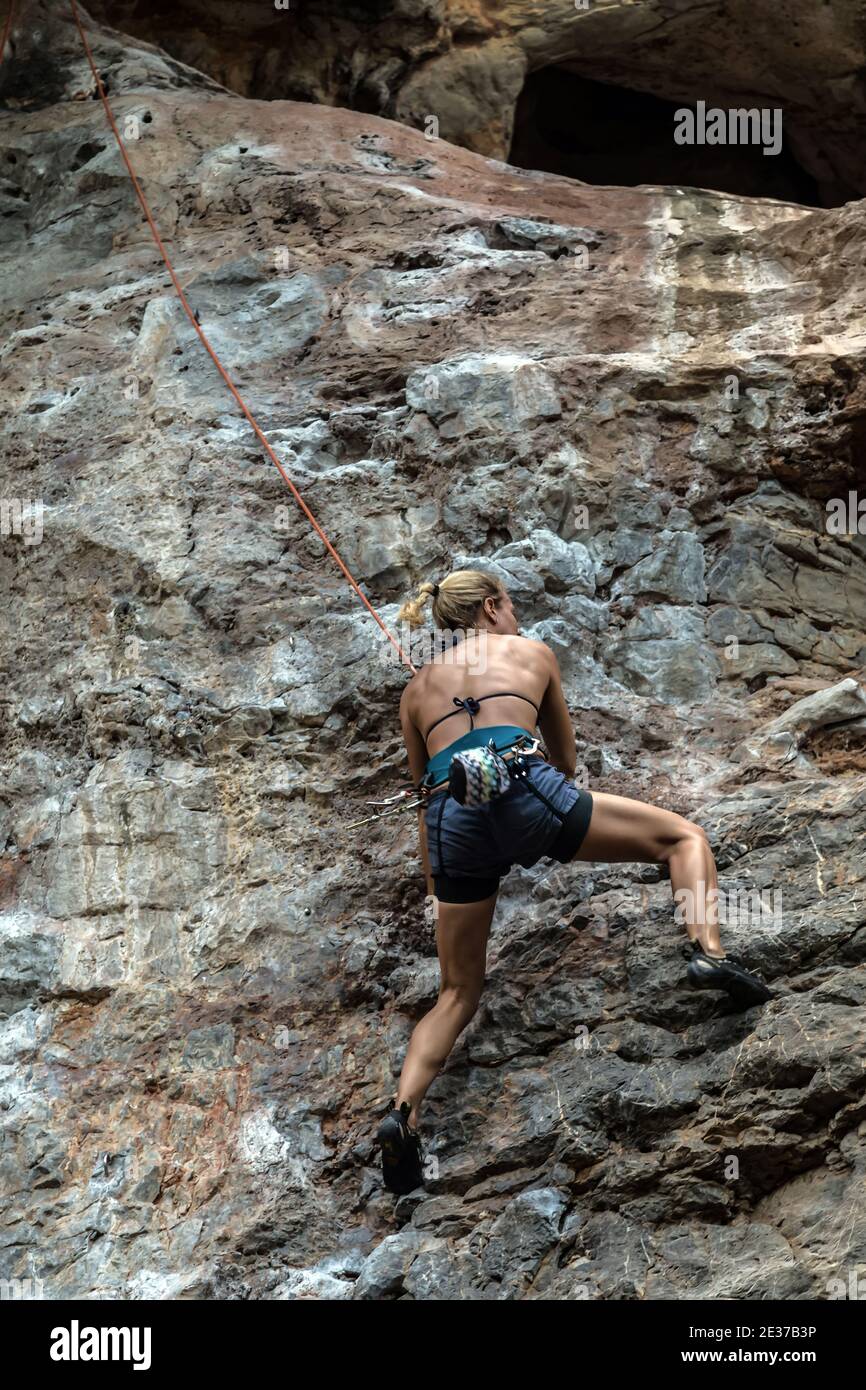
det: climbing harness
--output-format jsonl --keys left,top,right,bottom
{"left": 54, "top": 0, "right": 416, "bottom": 675}
{"left": 429, "top": 733, "right": 570, "bottom": 825}
{"left": 505, "top": 741, "right": 570, "bottom": 825}
{"left": 346, "top": 734, "right": 560, "bottom": 830}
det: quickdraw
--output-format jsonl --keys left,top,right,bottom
{"left": 345, "top": 788, "right": 423, "bottom": 830}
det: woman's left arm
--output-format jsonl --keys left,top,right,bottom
{"left": 400, "top": 684, "right": 434, "bottom": 894}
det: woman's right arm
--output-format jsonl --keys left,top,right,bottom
{"left": 537, "top": 647, "right": 577, "bottom": 778}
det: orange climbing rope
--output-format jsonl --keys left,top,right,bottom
{"left": 0, "top": 1, "right": 14, "bottom": 64}
{"left": 63, "top": 0, "right": 417, "bottom": 674}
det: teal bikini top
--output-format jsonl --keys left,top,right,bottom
{"left": 424, "top": 725, "right": 536, "bottom": 784}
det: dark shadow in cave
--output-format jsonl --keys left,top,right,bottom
{"left": 509, "top": 69, "right": 826, "bottom": 208}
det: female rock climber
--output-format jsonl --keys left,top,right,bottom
{"left": 376, "top": 569, "right": 771, "bottom": 1193}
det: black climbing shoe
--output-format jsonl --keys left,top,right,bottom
{"left": 376, "top": 1100, "right": 424, "bottom": 1195}
{"left": 686, "top": 942, "right": 773, "bottom": 1009}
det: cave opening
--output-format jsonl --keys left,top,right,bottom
{"left": 509, "top": 69, "right": 825, "bottom": 208}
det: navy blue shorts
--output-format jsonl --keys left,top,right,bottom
{"left": 424, "top": 756, "right": 593, "bottom": 903}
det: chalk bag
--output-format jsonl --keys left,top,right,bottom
{"left": 448, "top": 744, "right": 512, "bottom": 807}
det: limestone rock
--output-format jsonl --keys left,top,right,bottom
{"left": 90, "top": 0, "right": 866, "bottom": 202}
{"left": 1, "top": 0, "right": 865, "bottom": 1302}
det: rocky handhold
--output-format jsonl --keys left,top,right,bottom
{"left": 607, "top": 604, "right": 720, "bottom": 706}
{"left": 406, "top": 353, "right": 562, "bottom": 435}
{"left": 761, "top": 678, "right": 866, "bottom": 743}
{"left": 733, "top": 677, "right": 866, "bottom": 774}
{"left": 612, "top": 532, "right": 707, "bottom": 604}
{"left": 492, "top": 530, "right": 596, "bottom": 597}
{"left": 352, "top": 1229, "right": 426, "bottom": 1301}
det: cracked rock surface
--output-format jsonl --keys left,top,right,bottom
{"left": 1, "top": 1, "right": 865, "bottom": 1300}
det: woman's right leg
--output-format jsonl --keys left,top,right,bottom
{"left": 395, "top": 890, "right": 497, "bottom": 1128}
{"left": 572, "top": 790, "right": 723, "bottom": 955}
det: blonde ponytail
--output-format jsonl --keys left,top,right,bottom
{"left": 397, "top": 580, "right": 438, "bottom": 629}
{"left": 397, "top": 569, "right": 503, "bottom": 632}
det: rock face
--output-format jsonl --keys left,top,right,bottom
{"left": 1, "top": 1, "right": 866, "bottom": 1300}
{"left": 88, "top": 0, "right": 866, "bottom": 204}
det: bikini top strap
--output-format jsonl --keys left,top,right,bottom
{"left": 424, "top": 695, "right": 481, "bottom": 742}
{"left": 423, "top": 691, "right": 540, "bottom": 745}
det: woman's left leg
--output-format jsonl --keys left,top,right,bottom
{"left": 395, "top": 890, "right": 498, "bottom": 1128}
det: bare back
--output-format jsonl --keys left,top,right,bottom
{"left": 400, "top": 633, "right": 576, "bottom": 785}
